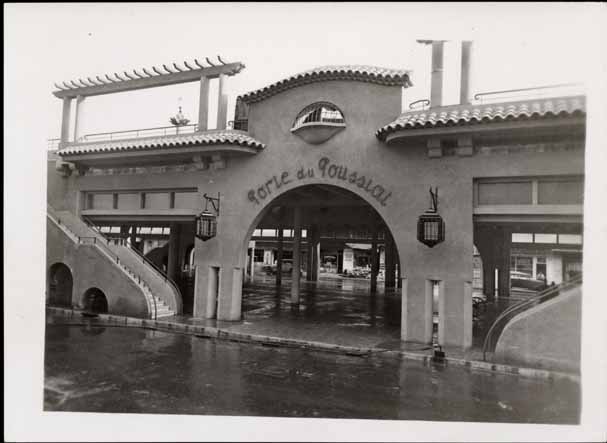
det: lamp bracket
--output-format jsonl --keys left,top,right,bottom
{"left": 428, "top": 187, "right": 439, "bottom": 213}
{"left": 203, "top": 192, "right": 221, "bottom": 215}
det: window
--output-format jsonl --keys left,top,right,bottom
{"left": 292, "top": 102, "right": 345, "bottom": 130}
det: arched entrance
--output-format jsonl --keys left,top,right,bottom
{"left": 241, "top": 184, "right": 402, "bottom": 328}
{"left": 82, "top": 287, "right": 109, "bottom": 313}
{"left": 47, "top": 263, "right": 73, "bottom": 307}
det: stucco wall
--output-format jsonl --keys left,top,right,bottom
{"left": 494, "top": 286, "right": 582, "bottom": 373}
{"left": 47, "top": 218, "right": 149, "bottom": 317}
{"left": 47, "top": 77, "right": 585, "bottom": 347}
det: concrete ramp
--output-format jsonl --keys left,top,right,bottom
{"left": 493, "top": 284, "right": 582, "bottom": 373}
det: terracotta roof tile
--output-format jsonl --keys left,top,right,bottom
{"left": 240, "top": 65, "right": 412, "bottom": 104}
{"left": 376, "top": 95, "right": 586, "bottom": 140}
{"left": 58, "top": 130, "right": 265, "bottom": 155}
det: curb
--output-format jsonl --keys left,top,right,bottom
{"left": 45, "top": 306, "right": 580, "bottom": 383}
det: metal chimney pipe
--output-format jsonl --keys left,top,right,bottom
{"left": 460, "top": 41, "right": 473, "bottom": 105}
{"left": 430, "top": 41, "right": 445, "bottom": 107}
{"left": 417, "top": 39, "right": 447, "bottom": 108}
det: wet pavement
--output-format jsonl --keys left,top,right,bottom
{"left": 237, "top": 275, "right": 522, "bottom": 357}
{"left": 43, "top": 321, "right": 580, "bottom": 423}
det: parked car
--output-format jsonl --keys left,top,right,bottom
{"left": 266, "top": 259, "right": 303, "bottom": 276}
{"left": 510, "top": 271, "right": 546, "bottom": 291}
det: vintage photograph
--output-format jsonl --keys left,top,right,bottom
{"left": 5, "top": 2, "right": 607, "bottom": 442}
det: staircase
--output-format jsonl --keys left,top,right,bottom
{"left": 47, "top": 205, "right": 180, "bottom": 318}
{"left": 482, "top": 274, "right": 583, "bottom": 361}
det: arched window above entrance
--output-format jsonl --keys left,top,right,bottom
{"left": 291, "top": 102, "right": 346, "bottom": 144}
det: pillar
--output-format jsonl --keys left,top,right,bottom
{"left": 311, "top": 225, "right": 320, "bottom": 281}
{"left": 73, "top": 95, "right": 86, "bottom": 141}
{"left": 167, "top": 223, "right": 181, "bottom": 281}
{"left": 370, "top": 228, "right": 379, "bottom": 293}
{"left": 385, "top": 234, "right": 396, "bottom": 289}
{"left": 401, "top": 276, "right": 433, "bottom": 344}
{"left": 459, "top": 41, "right": 473, "bottom": 105}
{"left": 497, "top": 227, "right": 512, "bottom": 298}
{"left": 197, "top": 76, "right": 210, "bottom": 131}
{"left": 291, "top": 206, "right": 302, "bottom": 304}
{"left": 306, "top": 226, "right": 314, "bottom": 281}
{"left": 217, "top": 74, "right": 228, "bottom": 130}
{"left": 440, "top": 279, "right": 473, "bottom": 348}
{"left": 475, "top": 225, "right": 497, "bottom": 299}
{"left": 129, "top": 226, "right": 137, "bottom": 249}
{"left": 276, "top": 226, "right": 283, "bottom": 286}
{"left": 249, "top": 242, "right": 255, "bottom": 282}
{"left": 482, "top": 254, "right": 496, "bottom": 299}
{"left": 337, "top": 250, "right": 343, "bottom": 273}
{"left": 60, "top": 97, "right": 72, "bottom": 144}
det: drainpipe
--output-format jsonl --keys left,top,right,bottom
{"left": 460, "top": 41, "right": 473, "bottom": 105}
{"left": 417, "top": 40, "right": 446, "bottom": 108}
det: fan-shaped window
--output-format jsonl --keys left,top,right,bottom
{"left": 291, "top": 102, "right": 346, "bottom": 144}
{"left": 292, "top": 102, "right": 345, "bottom": 130}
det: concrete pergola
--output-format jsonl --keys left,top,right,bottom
{"left": 53, "top": 56, "right": 245, "bottom": 146}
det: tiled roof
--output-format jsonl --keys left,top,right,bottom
{"left": 240, "top": 65, "right": 413, "bottom": 104}
{"left": 376, "top": 95, "right": 586, "bottom": 140}
{"left": 58, "top": 130, "right": 265, "bottom": 155}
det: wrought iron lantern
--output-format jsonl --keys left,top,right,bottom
{"left": 417, "top": 187, "right": 445, "bottom": 248}
{"left": 195, "top": 193, "right": 220, "bottom": 241}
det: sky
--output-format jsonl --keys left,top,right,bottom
{"left": 3, "top": 2, "right": 603, "bottom": 140}
{"left": 4, "top": 3, "right": 607, "bottom": 442}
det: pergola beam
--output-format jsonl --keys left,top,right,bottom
{"left": 53, "top": 59, "right": 245, "bottom": 99}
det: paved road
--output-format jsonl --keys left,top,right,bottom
{"left": 44, "top": 322, "right": 579, "bottom": 423}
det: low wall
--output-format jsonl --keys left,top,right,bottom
{"left": 494, "top": 286, "right": 582, "bottom": 373}
{"left": 47, "top": 218, "right": 150, "bottom": 318}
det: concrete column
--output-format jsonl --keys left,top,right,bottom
{"left": 482, "top": 255, "right": 496, "bottom": 299}
{"left": 276, "top": 226, "right": 283, "bottom": 286}
{"left": 291, "top": 206, "right": 302, "bottom": 304}
{"left": 249, "top": 243, "right": 255, "bottom": 282}
{"left": 337, "top": 250, "right": 343, "bottom": 273}
{"left": 129, "top": 226, "right": 137, "bottom": 249}
{"left": 217, "top": 74, "right": 228, "bottom": 130}
{"left": 370, "top": 229, "right": 379, "bottom": 293}
{"left": 385, "top": 234, "right": 396, "bottom": 289}
{"left": 60, "top": 97, "right": 72, "bottom": 144}
{"left": 440, "top": 279, "right": 473, "bottom": 348}
{"left": 401, "top": 276, "right": 433, "bottom": 344}
{"left": 497, "top": 227, "right": 512, "bottom": 298}
{"left": 73, "top": 95, "right": 86, "bottom": 141}
{"left": 306, "top": 226, "right": 314, "bottom": 281}
{"left": 459, "top": 41, "right": 473, "bottom": 105}
{"left": 198, "top": 76, "right": 210, "bottom": 131}
{"left": 311, "top": 225, "right": 320, "bottom": 281}
{"left": 167, "top": 223, "right": 181, "bottom": 281}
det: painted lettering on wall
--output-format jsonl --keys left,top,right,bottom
{"left": 247, "top": 157, "right": 392, "bottom": 207}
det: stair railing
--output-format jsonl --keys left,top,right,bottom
{"left": 482, "top": 274, "right": 583, "bottom": 361}
{"left": 81, "top": 217, "right": 182, "bottom": 314}
{"left": 47, "top": 207, "right": 157, "bottom": 319}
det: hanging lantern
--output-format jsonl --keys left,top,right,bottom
{"left": 196, "top": 210, "right": 217, "bottom": 241}
{"left": 417, "top": 187, "right": 445, "bottom": 248}
{"left": 195, "top": 193, "right": 221, "bottom": 241}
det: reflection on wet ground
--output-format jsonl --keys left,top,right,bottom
{"left": 241, "top": 275, "right": 523, "bottom": 353}
{"left": 43, "top": 322, "right": 580, "bottom": 423}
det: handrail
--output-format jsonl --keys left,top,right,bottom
{"left": 82, "top": 216, "right": 182, "bottom": 313}
{"left": 409, "top": 99, "right": 430, "bottom": 110}
{"left": 76, "top": 124, "right": 199, "bottom": 143}
{"left": 47, "top": 207, "right": 157, "bottom": 319}
{"left": 482, "top": 274, "right": 582, "bottom": 360}
{"left": 474, "top": 83, "right": 583, "bottom": 101}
